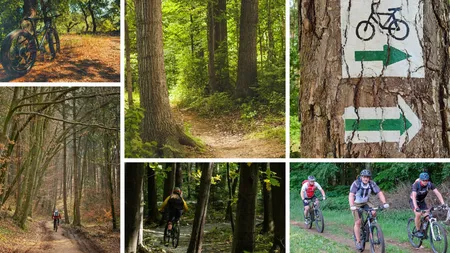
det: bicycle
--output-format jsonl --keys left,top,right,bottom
{"left": 163, "top": 218, "right": 180, "bottom": 248}
{"left": 1, "top": 14, "right": 60, "bottom": 76}
{"left": 407, "top": 205, "right": 449, "bottom": 253}
{"left": 356, "top": 2, "right": 409, "bottom": 41}
{"left": 353, "top": 206, "right": 386, "bottom": 253}
{"left": 304, "top": 198, "right": 325, "bottom": 233}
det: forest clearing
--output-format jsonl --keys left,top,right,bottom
{"left": 0, "top": 87, "right": 120, "bottom": 252}
{"left": 125, "top": 163, "right": 285, "bottom": 253}
{"left": 291, "top": 163, "right": 450, "bottom": 253}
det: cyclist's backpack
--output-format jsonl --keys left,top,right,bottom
{"left": 301, "top": 180, "right": 316, "bottom": 198}
{"left": 354, "top": 177, "right": 374, "bottom": 193}
{"left": 53, "top": 211, "right": 59, "bottom": 217}
{"left": 168, "top": 194, "right": 184, "bottom": 210}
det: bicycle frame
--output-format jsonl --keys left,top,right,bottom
{"left": 23, "top": 18, "right": 54, "bottom": 51}
{"left": 367, "top": 8, "right": 400, "bottom": 30}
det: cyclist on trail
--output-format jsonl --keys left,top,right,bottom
{"left": 159, "top": 187, "right": 188, "bottom": 245}
{"left": 52, "top": 209, "right": 61, "bottom": 230}
{"left": 410, "top": 172, "right": 446, "bottom": 238}
{"left": 349, "top": 170, "right": 389, "bottom": 251}
{"left": 300, "top": 175, "right": 326, "bottom": 225}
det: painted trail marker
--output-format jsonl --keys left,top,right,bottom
{"left": 341, "top": 0, "right": 424, "bottom": 78}
{"left": 343, "top": 96, "right": 422, "bottom": 148}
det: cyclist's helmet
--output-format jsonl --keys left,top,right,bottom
{"left": 419, "top": 172, "right": 429, "bottom": 181}
{"left": 307, "top": 175, "right": 316, "bottom": 181}
{"left": 173, "top": 187, "right": 181, "bottom": 194}
{"left": 360, "top": 169, "right": 372, "bottom": 177}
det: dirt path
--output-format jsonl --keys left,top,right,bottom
{"left": 174, "top": 108, "right": 285, "bottom": 158}
{"left": 0, "top": 34, "right": 120, "bottom": 82}
{"left": 290, "top": 220, "right": 432, "bottom": 253}
{"left": 22, "top": 221, "right": 102, "bottom": 253}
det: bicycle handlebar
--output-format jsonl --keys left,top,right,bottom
{"left": 417, "top": 205, "right": 448, "bottom": 213}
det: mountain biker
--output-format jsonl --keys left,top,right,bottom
{"left": 300, "top": 175, "right": 326, "bottom": 225}
{"left": 159, "top": 187, "right": 188, "bottom": 245}
{"left": 52, "top": 209, "right": 61, "bottom": 230}
{"left": 410, "top": 172, "right": 446, "bottom": 238}
{"left": 349, "top": 170, "right": 389, "bottom": 251}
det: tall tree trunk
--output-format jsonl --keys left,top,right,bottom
{"left": 80, "top": 3, "right": 89, "bottom": 32}
{"left": 270, "top": 163, "right": 285, "bottom": 252}
{"left": 105, "top": 135, "right": 117, "bottom": 230}
{"left": 299, "top": 0, "right": 450, "bottom": 158}
{"left": 235, "top": 0, "right": 258, "bottom": 98}
{"left": 125, "top": 0, "right": 133, "bottom": 107}
{"left": 260, "top": 163, "right": 273, "bottom": 234}
{"left": 135, "top": 0, "right": 197, "bottom": 157}
{"left": 72, "top": 98, "right": 81, "bottom": 226}
{"left": 125, "top": 163, "right": 144, "bottom": 253}
{"left": 232, "top": 163, "right": 258, "bottom": 252}
{"left": 225, "top": 163, "right": 234, "bottom": 232}
{"left": 187, "top": 163, "right": 213, "bottom": 253}
{"left": 87, "top": 0, "right": 97, "bottom": 33}
{"left": 175, "top": 163, "right": 183, "bottom": 188}
{"left": 63, "top": 99, "right": 69, "bottom": 223}
{"left": 147, "top": 164, "right": 158, "bottom": 223}
{"left": 163, "top": 163, "right": 175, "bottom": 201}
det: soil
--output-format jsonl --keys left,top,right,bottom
{"left": 174, "top": 108, "right": 285, "bottom": 158}
{"left": 290, "top": 220, "right": 433, "bottom": 252}
{"left": 0, "top": 34, "right": 120, "bottom": 82}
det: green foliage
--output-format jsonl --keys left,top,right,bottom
{"left": 290, "top": 115, "right": 301, "bottom": 157}
{"left": 261, "top": 166, "right": 281, "bottom": 191}
{"left": 290, "top": 163, "right": 340, "bottom": 192}
{"left": 125, "top": 106, "right": 158, "bottom": 158}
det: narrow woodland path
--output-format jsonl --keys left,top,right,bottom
{"left": 290, "top": 220, "right": 433, "bottom": 253}
{"left": 0, "top": 34, "right": 120, "bottom": 82}
{"left": 22, "top": 221, "right": 103, "bottom": 253}
{"left": 144, "top": 222, "right": 232, "bottom": 252}
{"left": 174, "top": 108, "right": 285, "bottom": 158}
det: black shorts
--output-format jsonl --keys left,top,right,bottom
{"left": 409, "top": 198, "right": 428, "bottom": 211}
{"left": 302, "top": 196, "right": 317, "bottom": 207}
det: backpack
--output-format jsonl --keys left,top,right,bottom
{"left": 301, "top": 180, "right": 316, "bottom": 198}
{"left": 168, "top": 193, "right": 184, "bottom": 210}
{"left": 354, "top": 177, "right": 374, "bottom": 193}
{"left": 53, "top": 211, "right": 59, "bottom": 217}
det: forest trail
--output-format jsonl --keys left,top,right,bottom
{"left": 144, "top": 222, "right": 232, "bottom": 252}
{"left": 21, "top": 220, "right": 103, "bottom": 253}
{"left": 174, "top": 108, "right": 285, "bottom": 158}
{"left": 0, "top": 34, "right": 120, "bottom": 82}
{"left": 290, "top": 220, "right": 433, "bottom": 252}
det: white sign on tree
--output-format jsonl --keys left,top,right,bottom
{"left": 341, "top": 0, "right": 424, "bottom": 78}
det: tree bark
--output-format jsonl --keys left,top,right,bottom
{"left": 135, "top": 0, "right": 197, "bottom": 157}
{"left": 125, "top": 163, "right": 144, "bottom": 253}
{"left": 175, "top": 163, "right": 183, "bottom": 188}
{"left": 125, "top": 0, "right": 133, "bottom": 107}
{"left": 260, "top": 163, "right": 273, "bottom": 234}
{"left": 62, "top": 100, "right": 70, "bottom": 223}
{"left": 79, "top": 3, "right": 89, "bottom": 32}
{"left": 146, "top": 164, "right": 158, "bottom": 223}
{"left": 235, "top": 0, "right": 258, "bottom": 98}
{"left": 187, "top": 163, "right": 213, "bottom": 253}
{"left": 87, "top": 0, "right": 97, "bottom": 33}
{"left": 232, "top": 163, "right": 258, "bottom": 253}
{"left": 270, "top": 163, "right": 285, "bottom": 253}
{"left": 72, "top": 98, "right": 81, "bottom": 226}
{"left": 163, "top": 163, "right": 175, "bottom": 201}
{"left": 105, "top": 135, "right": 117, "bottom": 230}
{"left": 299, "top": 0, "right": 450, "bottom": 158}
{"left": 225, "top": 163, "right": 234, "bottom": 232}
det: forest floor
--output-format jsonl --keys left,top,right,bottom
{"left": 0, "top": 216, "right": 119, "bottom": 253}
{"left": 0, "top": 34, "right": 120, "bottom": 82}
{"left": 173, "top": 108, "right": 285, "bottom": 158}
{"left": 290, "top": 220, "right": 434, "bottom": 252}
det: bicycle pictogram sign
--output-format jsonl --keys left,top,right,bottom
{"left": 356, "top": 2, "right": 410, "bottom": 41}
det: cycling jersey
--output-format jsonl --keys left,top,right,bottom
{"left": 411, "top": 180, "right": 436, "bottom": 202}
{"left": 350, "top": 179, "right": 381, "bottom": 204}
{"left": 301, "top": 182, "right": 323, "bottom": 199}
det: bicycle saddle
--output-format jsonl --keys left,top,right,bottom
{"left": 388, "top": 7, "right": 402, "bottom": 12}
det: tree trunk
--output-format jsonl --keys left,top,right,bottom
{"left": 225, "top": 163, "right": 234, "bottom": 232}
{"left": 235, "top": 0, "right": 258, "bottom": 98}
{"left": 125, "top": 0, "right": 133, "bottom": 107}
{"left": 299, "top": 0, "right": 450, "bottom": 158}
{"left": 72, "top": 98, "right": 81, "bottom": 226}
{"left": 175, "top": 163, "right": 183, "bottom": 188}
{"left": 163, "top": 163, "right": 175, "bottom": 201}
{"left": 270, "top": 163, "right": 285, "bottom": 252}
{"left": 87, "top": 0, "right": 97, "bottom": 33}
{"left": 62, "top": 101, "right": 70, "bottom": 223}
{"left": 260, "top": 163, "right": 272, "bottom": 234}
{"left": 187, "top": 163, "right": 213, "bottom": 253}
{"left": 80, "top": 3, "right": 89, "bottom": 32}
{"left": 147, "top": 164, "right": 158, "bottom": 223}
{"left": 135, "top": 0, "right": 197, "bottom": 157}
{"left": 125, "top": 163, "right": 144, "bottom": 253}
{"left": 105, "top": 135, "right": 117, "bottom": 230}
{"left": 232, "top": 163, "right": 258, "bottom": 253}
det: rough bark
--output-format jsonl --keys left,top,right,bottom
{"left": 135, "top": 0, "right": 197, "bottom": 157}
{"left": 300, "top": 0, "right": 450, "bottom": 158}
{"left": 62, "top": 100, "right": 70, "bottom": 223}
{"left": 187, "top": 163, "right": 213, "bottom": 253}
{"left": 270, "top": 163, "right": 285, "bottom": 252}
{"left": 72, "top": 98, "right": 81, "bottom": 226}
{"left": 125, "top": 163, "right": 144, "bottom": 253}
{"left": 147, "top": 164, "right": 158, "bottom": 223}
{"left": 235, "top": 0, "right": 258, "bottom": 98}
{"left": 125, "top": 0, "right": 133, "bottom": 107}
{"left": 232, "top": 163, "right": 258, "bottom": 253}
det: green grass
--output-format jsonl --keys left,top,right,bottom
{"left": 290, "top": 226, "right": 352, "bottom": 253}
{"left": 290, "top": 115, "right": 300, "bottom": 157}
{"left": 247, "top": 125, "right": 285, "bottom": 141}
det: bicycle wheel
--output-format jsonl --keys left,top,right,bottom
{"left": 172, "top": 224, "right": 180, "bottom": 248}
{"left": 163, "top": 223, "right": 170, "bottom": 246}
{"left": 353, "top": 228, "right": 366, "bottom": 252}
{"left": 43, "top": 28, "right": 60, "bottom": 60}
{"left": 388, "top": 20, "right": 409, "bottom": 41}
{"left": 1, "top": 29, "right": 37, "bottom": 76}
{"left": 429, "top": 222, "right": 448, "bottom": 253}
{"left": 407, "top": 218, "right": 423, "bottom": 248}
{"left": 356, "top": 21, "right": 375, "bottom": 41}
{"left": 314, "top": 209, "right": 325, "bottom": 233}
{"left": 369, "top": 223, "right": 385, "bottom": 253}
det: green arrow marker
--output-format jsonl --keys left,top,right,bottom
{"left": 355, "top": 45, "right": 412, "bottom": 66}
{"left": 345, "top": 113, "right": 412, "bottom": 135}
